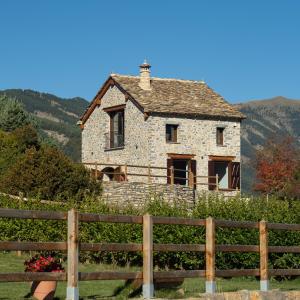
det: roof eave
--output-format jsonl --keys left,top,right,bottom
{"left": 79, "top": 76, "right": 146, "bottom": 126}
{"left": 146, "top": 111, "right": 245, "bottom": 121}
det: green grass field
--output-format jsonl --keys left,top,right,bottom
{"left": 0, "top": 252, "right": 300, "bottom": 299}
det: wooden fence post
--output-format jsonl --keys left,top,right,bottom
{"left": 188, "top": 169, "right": 192, "bottom": 188}
{"left": 216, "top": 174, "right": 219, "bottom": 192}
{"left": 67, "top": 209, "right": 79, "bottom": 300}
{"left": 143, "top": 214, "right": 154, "bottom": 299}
{"left": 124, "top": 164, "right": 128, "bottom": 181}
{"left": 170, "top": 166, "right": 174, "bottom": 186}
{"left": 259, "top": 220, "right": 269, "bottom": 291}
{"left": 205, "top": 217, "right": 216, "bottom": 293}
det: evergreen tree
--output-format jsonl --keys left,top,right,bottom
{"left": 0, "top": 96, "right": 33, "bottom": 132}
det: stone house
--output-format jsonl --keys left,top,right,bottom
{"left": 79, "top": 62, "right": 245, "bottom": 194}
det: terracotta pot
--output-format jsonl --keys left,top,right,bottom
{"left": 31, "top": 281, "right": 57, "bottom": 300}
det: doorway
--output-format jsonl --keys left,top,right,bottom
{"left": 167, "top": 155, "right": 196, "bottom": 188}
{"left": 173, "top": 159, "right": 189, "bottom": 185}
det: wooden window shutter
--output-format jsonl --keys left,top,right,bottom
{"left": 231, "top": 162, "right": 240, "bottom": 190}
{"left": 167, "top": 159, "right": 173, "bottom": 184}
{"left": 191, "top": 160, "right": 197, "bottom": 189}
{"left": 208, "top": 161, "right": 215, "bottom": 191}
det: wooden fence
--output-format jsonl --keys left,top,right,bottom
{"left": 1, "top": 208, "right": 300, "bottom": 299}
{"left": 83, "top": 162, "right": 234, "bottom": 191}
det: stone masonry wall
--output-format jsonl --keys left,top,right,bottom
{"left": 147, "top": 113, "right": 241, "bottom": 191}
{"left": 82, "top": 84, "right": 241, "bottom": 194}
{"left": 101, "top": 181, "right": 195, "bottom": 207}
{"left": 82, "top": 86, "right": 149, "bottom": 170}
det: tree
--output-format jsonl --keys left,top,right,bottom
{"left": 0, "top": 96, "right": 33, "bottom": 132}
{"left": 254, "top": 137, "right": 300, "bottom": 199}
{"left": 0, "top": 144, "right": 101, "bottom": 201}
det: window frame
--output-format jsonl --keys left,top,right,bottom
{"left": 216, "top": 127, "right": 224, "bottom": 146}
{"left": 103, "top": 105, "right": 125, "bottom": 150}
{"left": 109, "top": 109, "right": 125, "bottom": 149}
{"left": 208, "top": 157, "right": 240, "bottom": 191}
{"left": 166, "top": 124, "right": 179, "bottom": 143}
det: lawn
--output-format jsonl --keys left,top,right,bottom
{"left": 0, "top": 252, "right": 300, "bottom": 299}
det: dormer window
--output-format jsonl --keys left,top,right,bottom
{"left": 216, "top": 127, "right": 224, "bottom": 146}
{"left": 166, "top": 124, "right": 178, "bottom": 143}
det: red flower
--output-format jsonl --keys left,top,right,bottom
{"left": 24, "top": 253, "right": 64, "bottom": 272}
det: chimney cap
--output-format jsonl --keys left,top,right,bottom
{"left": 140, "top": 59, "right": 151, "bottom": 69}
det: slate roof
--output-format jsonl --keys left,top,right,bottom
{"left": 111, "top": 74, "right": 245, "bottom": 119}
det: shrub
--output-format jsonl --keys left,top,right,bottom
{"left": 2, "top": 194, "right": 300, "bottom": 275}
{"left": 0, "top": 124, "right": 101, "bottom": 201}
{"left": 0, "top": 145, "right": 101, "bottom": 201}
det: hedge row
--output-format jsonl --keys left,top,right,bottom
{"left": 1, "top": 194, "right": 300, "bottom": 272}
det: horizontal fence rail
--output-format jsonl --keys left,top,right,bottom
{"left": 82, "top": 162, "right": 236, "bottom": 192}
{"left": 0, "top": 208, "right": 299, "bottom": 298}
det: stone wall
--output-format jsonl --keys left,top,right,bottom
{"left": 82, "top": 84, "right": 242, "bottom": 193}
{"left": 82, "top": 85, "right": 149, "bottom": 168}
{"left": 147, "top": 113, "right": 241, "bottom": 191}
{"left": 101, "top": 181, "right": 195, "bottom": 207}
{"left": 157, "top": 290, "right": 300, "bottom": 300}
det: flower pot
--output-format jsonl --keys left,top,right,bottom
{"left": 31, "top": 281, "right": 57, "bottom": 300}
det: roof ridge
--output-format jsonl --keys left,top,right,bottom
{"left": 111, "top": 73, "right": 206, "bottom": 84}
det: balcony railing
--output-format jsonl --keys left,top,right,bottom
{"left": 104, "top": 133, "right": 124, "bottom": 150}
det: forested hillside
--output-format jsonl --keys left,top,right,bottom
{"left": 1, "top": 90, "right": 299, "bottom": 194}
{"left": 237, "top": 96, "right": 300, "bottom": 193}
{"left": 0, "top": 89, "right": 88, "bottom": 161}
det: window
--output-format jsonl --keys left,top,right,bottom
{"left": 166, "top": 124, "right": 178, "bottom": 143}
{"left": 208, "top": 159, "right": 240, "bottom": 190}
{"left": 109, "top": 110, "right": 124, "bottom": 149}
{"left": 214, "top": 161, "right": 229, "bottom": 189}
{"left": 216, "top": 127, "right": 224, "bottom": 145}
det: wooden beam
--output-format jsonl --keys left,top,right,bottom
{"left": 205, "top": 217, "right": 216, "bottom": 293}
{"left": 0, "top": 208, "right": 67, "bottom": 220}
{"left": 152, "top": 216, "right": 205, "bottom": 226}
{"left": 67, "top": 209, "right": 79, "bottom": 300}
{"left": 154, "top": 244, "right": 205, "bottom": 252}
{"left": 267, "top": 223, "right": 300, "bottom": 231}
{"left": 79, "top": 213, "right": 143, "bottom": 224}
{"left": 259, "top": 220, "right": 269, "bottom": 291}
{"left": 269, "top": 269, "right": 300, "bottom": 276}
{"left": 216, "top": 269, "right": 259, "bottom": 277}
{"left": 208, "top": 155, "right": 236, "bottom": 161}
{"left": 143, "top": 214, "right": 154, "bottom": 299}
{"left": 103, "top": 104, "right": 126, "bottom": 113}
{"left": 80, "top": 77, "right": 115, "bottom": 124}
{"left": 268, "top": 246, "right": 300, "bottom": 253}
{"left": 0, "top": 272, "right": 66, "bottom": 282}
{"left": 80, "top": 243, "right": 142, "bottom": 252}
{"left": 79, "top": 271, "right": 142, "bottom": 281}
{"left": 0, "top": 241, "right": 67, "bottom": 251}
{"left": 216, "top": 244, "right": 259, "bottom": 253}
{"left": 167, "top": 153, "right": 196, "bottom": 159}
{"left": 154, "top": 270, "right": 205, "bottom": 279}
{"left": 144, "top": 112, "right": 149, "bottom": 120}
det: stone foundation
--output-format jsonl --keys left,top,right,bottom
{"left": 101, "top": 181, "right": 195, "bottom": 207}
{"left": 157, "top": 290, "right": 300, "bottom": 300}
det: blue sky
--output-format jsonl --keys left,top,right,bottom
{"left": 1, "top": 0, "right": 300, "bottom": 103}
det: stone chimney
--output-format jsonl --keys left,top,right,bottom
{"left": 139, "top": 60, "right": 151, "bottom": 90}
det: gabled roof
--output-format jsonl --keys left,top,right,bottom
{"left": 80, "top": 74, "right": 245, "bottom": 125}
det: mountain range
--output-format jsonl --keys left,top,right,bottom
{"left": 237, "top": 96, "right": 300, "bottom": 193}
{"left": 0, "top": 89, "right": 87, "bottom": 161}
{"left": 1, "top": 89, "right": 299, "bottom": 194}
